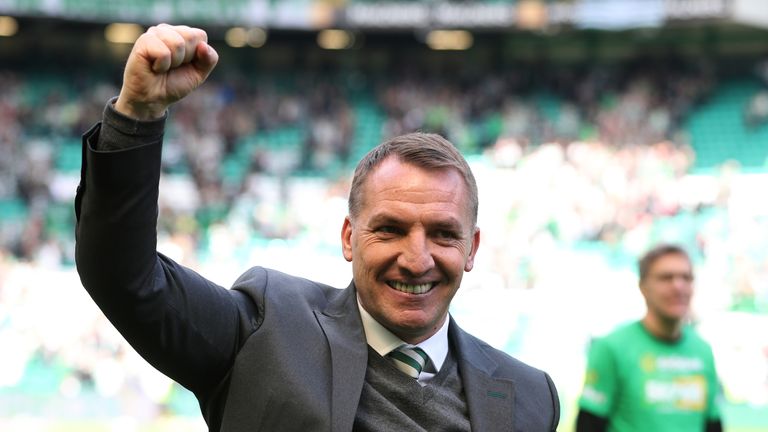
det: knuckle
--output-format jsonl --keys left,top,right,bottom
{"left": 136, "top": 32, "right": 155, "bottom": 47}
{"left": 165, "top": 33, "right": 185, "bottom": 52}
{"left": 171, "top": 37, "right": 185, "bottom": 50}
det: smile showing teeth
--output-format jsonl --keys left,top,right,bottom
{"left": 389, "top": 281, "right": 433, "bottom": 295}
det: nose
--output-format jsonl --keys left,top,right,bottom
{"left": 672, "top": 277, "right": 686, "bottom": 289}
{"left": 671, "top": 273, "right": 692, "bottom": 287}
{"left": 669, "top": 275, "right": 693, "bottom": 299}
{"left": 397, "top": 230, "right": 435, "bottom": 276}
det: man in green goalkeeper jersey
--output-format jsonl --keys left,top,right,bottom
{"left": 576, "top": 244, "right": 723, "bottom": 432}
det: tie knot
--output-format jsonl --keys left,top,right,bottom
{"left": 388, "top": 345, "right": 429, "bottom": 379}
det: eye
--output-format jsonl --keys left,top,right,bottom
{"left": 434, "top": 229, "right": 459, "bottom": 240}
{"left": 375, "top": 226, "right": 402, "bottom": 236}
{"left": 654, "top": 273, "right": 693, "bottom": 283}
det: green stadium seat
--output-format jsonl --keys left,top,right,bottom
{"left": 0, "top": 198, "right": 28, "bottom": 222}
{"left": 687, "top": 80, "right": 768, "bottom": 170}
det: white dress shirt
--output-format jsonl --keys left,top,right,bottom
{"left": 357, "top": 296, "right": 450, "bottom": 384}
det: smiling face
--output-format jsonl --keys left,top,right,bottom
{"left": 640, "top": 252, "right": 694, "bottom": 326}
{"left": 342, "top": 156, "right": 480, "bottom": 344}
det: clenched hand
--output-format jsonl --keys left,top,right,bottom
{"left": 115, "top": 23, "right": 219, "bottom": 120}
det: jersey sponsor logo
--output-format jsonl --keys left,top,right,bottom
{"left": 640, "top": 354, "right": 704, "bottom": 373}
{"left": 644, "top": 376, "right": 707, "bottom": 411}
{"left": 656, "top": 356, "right": 704, "bottom": 372}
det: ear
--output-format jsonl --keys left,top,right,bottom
{"left": 464, "top": 227, "right": 481, "bottom": 272}
{"left": 341, "top": 216, "right": 353, "bottom": 262}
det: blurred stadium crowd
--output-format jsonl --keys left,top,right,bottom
{"left": 2, "top": 53, "right": 768, "bottom": 427}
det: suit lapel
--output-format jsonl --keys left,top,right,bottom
{"left": 314, "top": 283, "right": 368, "bottom": 432}
{"left": 450, "top": 319, "right": 515, "bottom": 432}
{"left": 313, "top": 292, "right": 518, "bottom": 431}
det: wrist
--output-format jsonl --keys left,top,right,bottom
{"left": 114, "top": 96, "right": 167, "bottom": 121}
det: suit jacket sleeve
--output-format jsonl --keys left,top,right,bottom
{"left": 74, "top": 100, "right": 253, "bottom": 398}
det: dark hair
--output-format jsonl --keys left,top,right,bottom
{"left": 348, "top": 132, "right": 478, "bottom": 225}
{"left": 638, "top": 244, "right": 691, "bottom": 282}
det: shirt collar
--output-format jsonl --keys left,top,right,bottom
{"left": 357, "top": 295, "right": 450, "bottom": 374}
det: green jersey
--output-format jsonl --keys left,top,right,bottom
{"left": 579, "top": 321, "right": 720, "bottom": 432}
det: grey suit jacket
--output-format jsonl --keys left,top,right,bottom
{"left": 75, "top": 116, "right": 560, "bottom": 431}
{"left": 218, "top": 268, "right": 560, "bottom": 431}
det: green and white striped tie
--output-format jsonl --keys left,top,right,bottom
{"left": 388, "top": 345, "right": 428, "bottom": 379}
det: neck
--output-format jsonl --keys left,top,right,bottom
{"left": 641, "top": 314, "right": 683, "bottom": 342}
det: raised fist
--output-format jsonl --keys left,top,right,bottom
{"left": 115, "top": 24, "right": 219, "bottom": 120}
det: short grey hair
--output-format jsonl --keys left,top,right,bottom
{"left": 348, "top": 132, "right": 478, "bottom": 225}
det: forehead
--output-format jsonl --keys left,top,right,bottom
{"left": 359, "top": 157, "right": 471, "bottom": 216}
{"left": 647, "top": 252, "right": 692, "bottom": 274}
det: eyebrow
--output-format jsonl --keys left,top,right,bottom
{"left": 652, "top": 272, "right": 694, "bottom": 280}
{"left": 367, "top": 213, "right": 402, "bottom": 226}
{"left": 368, "top": 213, "right": 465, "bottom": 232}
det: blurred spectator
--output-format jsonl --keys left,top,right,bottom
{"left": 744, "top": 90, "right": 768, "bottom": 128}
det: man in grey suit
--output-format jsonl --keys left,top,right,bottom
{"left": 75, "top": 24, "right": 560, "bottom": 431}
